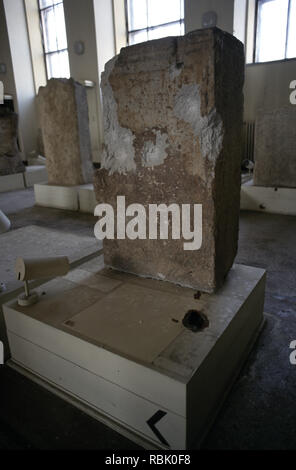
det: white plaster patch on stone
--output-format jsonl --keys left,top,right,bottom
{"left": 200, "top": 109, "right": 224, "bottom": 164}
{"left": 157, "top": 273, "right": 166, "bottom": 280}
{"left": 169, "top": 64, "right": 183, "bottom": 81}
{"left": 174, "top": 84, "right": 224, "bottom": 163}
{"left": 142, "top": 130, "right": 169, "bottom": 168}
{"left": 174, "top": 84, "right": 202, "bottom": 134}
{"left": 101, "top": 56, "right": 136, "bottom": 175}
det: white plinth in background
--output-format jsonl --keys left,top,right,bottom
{"left": 241, "top": 179, "right": 296, "bottom": 216}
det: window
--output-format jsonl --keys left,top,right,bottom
{"left": 39, "top": 0, "right": 70, "bottom": 79}
{"left": 255, "top": 0, "right": 296, "bottom": 62}
{"left": 126, "top": 0, "right": 184, "bottom": 46}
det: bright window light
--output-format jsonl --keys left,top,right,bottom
{"left": 287, "top": 0, "right": 296, "bottom": 58}
{"left": 127, "top": 0, "right": 184, "bottom": 46}
{"left": 39, "top": 0, "right": 70, "bottom": 79}
{"left": 256, "top": 0, "right": 296, "bottom": 62}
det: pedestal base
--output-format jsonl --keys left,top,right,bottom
{"left": 34, "top": 183, "right": 79, "bottom": 211}
{"left": 34, "top": 183, "right": 97, "bottom": 213}
{"left": 241, "top": 179, "right": 296, "bottom": 216}
{"left": 24, "top": 166, "right": 48, "bottom": 187}
{"left": 78, "top": 184, "right": 97, "bottom": 213}
{"left": 3, "top": 263, "right": 266, "bottom": 449}
{"left": 0, "top": 173, "right": 25, "bottom": 193}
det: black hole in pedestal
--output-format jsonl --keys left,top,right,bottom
{"left": 182, "top": 310, "right": 209, "bottom": 332}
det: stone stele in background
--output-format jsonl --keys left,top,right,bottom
{"left": 254, "top": 106, "right": 296, "bottom": 188}
{"left": 37, "top": 78, "right": 93, "bottom": 186}
{"left": 0, "top": 109, "right": 25, "bottom": 176}
{"left": 94, "top": 28, "right": 245, "bottom": 293}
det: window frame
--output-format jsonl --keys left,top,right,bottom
{"left": 254, "top": 0, "right": 294, "bottom": 63}
{"left": 38, "top": 0, "right": 69, "bottom": 80}
{"left": 125, "top": 0, "right": 184, "bottom": 46}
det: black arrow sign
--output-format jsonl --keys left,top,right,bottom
{"left": 147, "top": 410, "right": 170, "bottom": 447}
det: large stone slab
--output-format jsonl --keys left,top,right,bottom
{"left": 254, "top": 106, "right": 296, "bottom": 188}
{"left": 94, "top": 28, "right": 245, "bottom": 293}
{"left": 0, "top": 109, "right": 25, "bottom": 176}
{"left": 37, "top": 79, "right": 93, "bottom": 186}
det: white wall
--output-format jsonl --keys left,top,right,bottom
{"left": 93, "top": 0, "right": 116, "bottom": 76}
{"left": 244, "top": 59, "right": 296, "bottom": 121}
{"left": 185, "top": 0, "right": 235, "bottom": 34}
{"left": 0, "top": 0, "right": 16, "bottom": 98}
{"left": 233, "top": 0, "right": 247, "bottom": 44}
{"left": 113, "top": 0, "right": 127, "bottom": 53}
{"left": 64, "top": 0, "right": 102, "bottom": 162}
{"left": 63, "top": 0, "right": 116, "bottom": 163}
{"left": 185, "top": 0, "right": 296, "bottom": 123}
{"left": 3, "top": 0, "right": 38, "bottom": 159}
{"left": 24, "top": 0, "right": 47, "bottom": 94}
{"left": 242, "top": 0, "right": 296, "bottom": 121}
{"left": 93, "top": 0, "right": 116, "bottom": 159}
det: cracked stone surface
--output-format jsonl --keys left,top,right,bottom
{"left": 37, "top": 78, "right": 93, "bottom": 186}
{"left": 94, "top": 28, "right": 245, "bottom": 293}
{"left": 254, "top": 106, "right": 296, "bottom": 188}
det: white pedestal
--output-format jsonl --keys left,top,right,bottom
{"left": 241, "top": 179, "right": 296, "bottom": 216}
{"left": 34, "top": 182, "right": 96, "bottom": 213}
{"left": 24, "top": 166, "right": 48, "bottom": 187}
{"left": 34, "top": 183, "right": 79, "bottom": 211}
{"left": 3, "top": 263, "right": 266, "bottom": 450}
{"left": 78, "top": 184, "right": 97, "bottom": 214}
{"left": 0, "top": 173, "right": 25, "bottom": 193}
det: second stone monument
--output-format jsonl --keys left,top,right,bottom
{"left": 37, "top": 78, "right": 93, "bottom": 186}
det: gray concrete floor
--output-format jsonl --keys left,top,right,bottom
{"left": 0, "top": 188, "right": 95, "bottom": 237}
{"left": 204, "top": 211, "right": 296, "bottom": 450}
{"left": 0, "top": 189, "right": 102, "bottom": 362}
{"left": 0, "top": 189, "right": 296, "bottom": 449}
